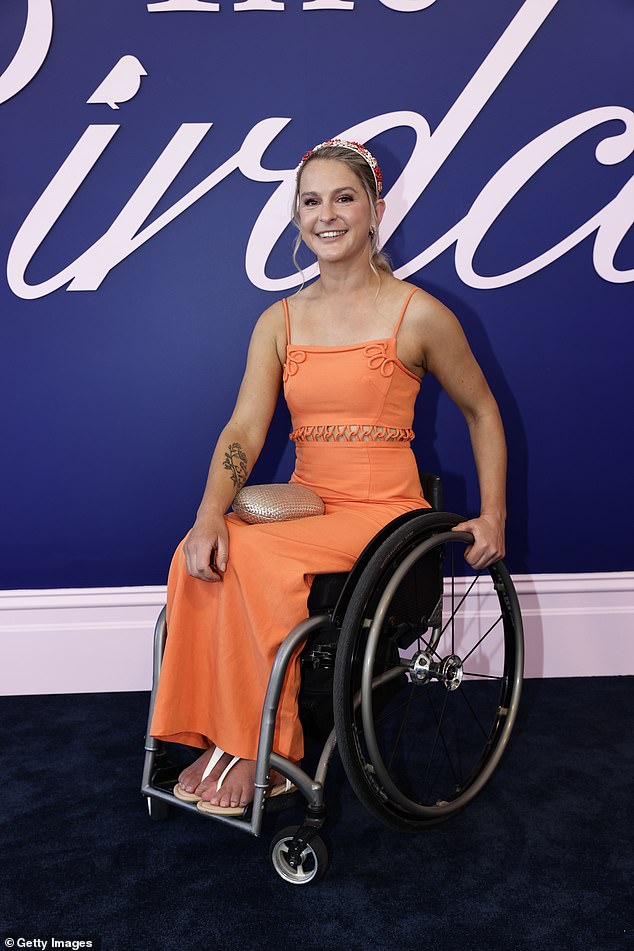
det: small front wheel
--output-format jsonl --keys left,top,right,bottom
{"left": 269, "top": 826, "right": 329, "bottom": 885}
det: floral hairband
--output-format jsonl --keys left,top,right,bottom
{"left": 297, "top": 139, "right": 383, "bottom": 196}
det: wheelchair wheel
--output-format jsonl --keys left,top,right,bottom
{"left": 333, "top": 513, "right": 524, "bottom": 831}
{"left": 269, "top": 826, "right": 329, "bottom": 885}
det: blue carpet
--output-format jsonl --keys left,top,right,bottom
{"left": 0, "top": 677, "right": 632, "bottom": 951}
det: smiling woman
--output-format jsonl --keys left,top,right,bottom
{"left": 149, "top": 138, "right": 507, "bottom": 816}
{"left": 291, "top": 139, "right": 392, "bottom": 282}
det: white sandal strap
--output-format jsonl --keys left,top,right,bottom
{"left": 200, "top": 745, "right": 226, "bottom": 782}
{"left": 200, "top": 748, "right": 289, "bottom": 795}
{"left": 215, "top": 755, "right": 241, "bottom": 792}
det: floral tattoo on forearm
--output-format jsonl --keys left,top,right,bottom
{"left": 223, "top": 442, "right": 248, "bottom": 489}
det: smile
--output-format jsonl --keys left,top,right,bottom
{"left": 317, "top": 230, "right": 348, "bottom": 239}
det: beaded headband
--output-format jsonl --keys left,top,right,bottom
{"left": 297, "top": 139, "right": 383, "bottom": 197}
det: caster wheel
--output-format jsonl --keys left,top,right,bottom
{"left": 147, "top": 796, "right": 171, "bottom": 821}
{"left": 269, "top": 825, "right": 329, "bottom": 885}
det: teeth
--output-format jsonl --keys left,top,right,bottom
{"left": 319, "top": 231, "right": 347, "bottom": 238}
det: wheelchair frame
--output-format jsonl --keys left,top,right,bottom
{"left": 142, "top": 607, "right": 338, "bottom": 838}
{"left": 142, "top": 479, "right": 524, "bottom": 884}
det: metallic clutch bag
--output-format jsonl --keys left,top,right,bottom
{"left": 232, "top": 483, "right": 325, "bottom": 524}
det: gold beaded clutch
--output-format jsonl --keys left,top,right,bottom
{"left": 232, "top": 483, "right": 325, "bottom": 524}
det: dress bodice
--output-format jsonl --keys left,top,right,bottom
{"left": 281, "top": 288, "right": 422, "bottom": 446}
{"left": 281, "top": 290, "right": 426, "bottom": 502}
{"left": 283, "top": 337, "right": 421, "bottom": 444}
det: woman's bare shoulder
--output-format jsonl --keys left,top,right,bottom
{"left": 241, "top": 300, "right": 288, "bottom": 366}
{"left": 250, "top": 299, "right": 287, "bottom": 338}
{"left": 393, "top": 282, "right": 467, "bottom": 373}
{"left": 398, "top": 282, "right": 454, "bottom": 321}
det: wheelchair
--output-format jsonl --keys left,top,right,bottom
{"left": 142, "top": 474, "right": 524, "bottom": 885}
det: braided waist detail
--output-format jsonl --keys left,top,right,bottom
{"left": 289, "top": 424, "right": 415, "bottom": 444}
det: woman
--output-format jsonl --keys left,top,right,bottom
{"left": 150, "top": 139, "right": 506, "bottom": 816}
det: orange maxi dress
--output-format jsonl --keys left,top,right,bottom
{"left": 150, "top": 287, "right": 430, "bottom": 763}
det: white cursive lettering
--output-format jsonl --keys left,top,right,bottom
{"left": 7, "top": 0, "right": 633, "bottom": 298}
{"left": 0, "top": 0, "right": 53, "bottom": 105}
{"left": 454, "top": 107, "right": 634, "bottom": 287}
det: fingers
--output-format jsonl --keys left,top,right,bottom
{"left": 452, "top": 519, "right": 505, "bottom": 569}
{"left": 451, "top": 521, "right": 473, "bottom": 537}
{"left": 193, "top": 554, "right": 220, "bottom": 582}
{"left": 215, "top": 526, "right": 229, "bottom": 574}
{"left": 208, "top": 546, "right": 225, "bottom": 582}
{"left": 183, "top": 537, "right": 224, "bottom": 582}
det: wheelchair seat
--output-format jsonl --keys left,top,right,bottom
{"left": 300, "top": 472, "right": 446, "bottom": 736}
{"left": 307, "top": 471, "right": 444, "bottom": 615}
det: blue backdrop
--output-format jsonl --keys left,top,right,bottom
{"left": 1, "top": 0, "right": 632, "bottom": 588}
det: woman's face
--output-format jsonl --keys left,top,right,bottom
{"left": 297, "top": 158, "right": 384, "bottom": 264}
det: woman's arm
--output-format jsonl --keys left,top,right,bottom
{"left": 408, "top": 292, "right": 507, "bottom": 569}
{"left": 183, "top": 303, "right": 285, "bottom": 582}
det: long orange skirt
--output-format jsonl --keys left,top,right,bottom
{"left": 150, "top": 445, "right": 428, "bottom": 762}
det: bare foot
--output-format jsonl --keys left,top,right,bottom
{"left": 198, "top": 758, "right": 286, "bottom": 809}
{"left": 177, "top": 746, "right": 227, "bottom": 795}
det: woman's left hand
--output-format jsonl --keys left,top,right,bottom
{"left": 452, "top": 514, "right": 505, "bottom": 570}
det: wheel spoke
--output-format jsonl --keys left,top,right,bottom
{"left": 462, "top": 671, "right": 503, "bottom": 680}
{"left": 451, "top": 544, "right": 455, "bottom": 655}
{"left": 420, "top": 632, "right": 442, "bottom": 661}
{"left": 386, "top": 684, "right": 417, "bottom": 770}
{"left": 440, "top": 572, "right": 480, "bottom": 640}
{"left": 397, "top": 620, "right": 441, "bottom": 661}
{"left": 421, "top": 687, "right": 452, "bottom": 798}
{"left": 428, "top": 690, "right": 461, "bottom": 792}
{"left": 457, "top": 683, "right": 489, "bottom": 739}
{"left": 461, "top": 614, "right": 503, "bottom": 664}
{"left": 374, "top": 687, "right": 414, "bottom": 726}
{"left": 416, "top": 630, "right": 442, "bottom": 661}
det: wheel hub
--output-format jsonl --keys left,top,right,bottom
{"left": 439, "top": 653, "right": 463, "bottom": 690}
{"left": 409, "top": 650, "right": 464, "bottom": 690}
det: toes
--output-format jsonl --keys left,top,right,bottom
{"left": 194, "top": 753, "right": 231, "bottom": 798}
{"left": 208, "top": 780, "right": 242, "bottom": 808}
{"left": 198, "top": 780, "right": 220, "bottom": 802}
{"left": 198, "top": 761, "right": 255, "bottom": 809}
{"left": 228, "top": 783, "right": 243, "bottom": 809}
{"left": 178, "top": 769, "right": 195, "bottom": 792}
{"left": 218, "top": 783, "right": 234, "bottom": 808}
{"left": 177, "top": 747, "right": 217, "bottom": 793}
{"left": 207, "top": 787, "right": 222, "bottom": 806}
{"left": 194, "top": 776, "right": 215, "bottom": 796}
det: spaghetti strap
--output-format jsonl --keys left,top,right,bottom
{"left": 393, "top": 286, "right": 419, "bottom": 339}
{"left": 282, "top": 298, "right": 291, "bottom": 346}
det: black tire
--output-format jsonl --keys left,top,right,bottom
{"left": 333, "top": 513, "right": 524, "bottom": 831}
{"left": 269, "top": 826, "right": 329, "bottom": 885}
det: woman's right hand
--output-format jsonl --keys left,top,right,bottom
{"left": 183, "top": 511, "right": 229, "bottom": 582}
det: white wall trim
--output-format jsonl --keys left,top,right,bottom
{"left": 1, "top": 573, "right": 633, "bottom": 695}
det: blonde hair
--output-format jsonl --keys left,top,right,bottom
{"left": 291, "top": 145, "right": 392, "bottom": 282}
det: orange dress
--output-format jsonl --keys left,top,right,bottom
{"left": 150, "top": 287, "right": 429, "bottom": 762}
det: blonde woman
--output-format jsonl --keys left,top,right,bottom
{"left": 150, "top": 140, "right": 506, "bottom": 815}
